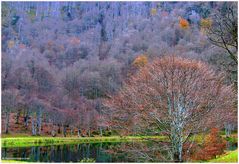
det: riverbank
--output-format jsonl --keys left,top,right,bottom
{"left": 1, "top": 135, "right": 167, "bottom": 148}
{"left": 1, "top": 134, "right": 237, "bottom": 163}
{"left": 1, "top": 133, "right": 237, "bottom": 148}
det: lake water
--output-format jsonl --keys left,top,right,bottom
{"left": 1, "top": 140, "right": 237, "bottom": 162}
{"left": 2, "top": 142, "right": 120, "bottom": 162}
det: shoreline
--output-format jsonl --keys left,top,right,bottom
{"left": 1, "top": 135, "right": 167, "bottom": 148}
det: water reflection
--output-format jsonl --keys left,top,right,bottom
{"left": 1, "top": 140, "right": 237, "bottom": 162}
{"left": 2, "top": 143, "right": 114, "bottom": 162}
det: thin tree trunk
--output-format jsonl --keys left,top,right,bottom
{"left": 32, "top": 119, "right": 36, "bottom": 136}
{"left": 15, "top": 109, "right": 20, "bottom": 124}
{"left": 63, "top": 124, "right": 66, "bottom": 137}
{"left": 37, "top": 112, "right": 42, "bottom": 135}
{"left": 5, "top": 112, "right": 10, "bottom": 134}
{"left": 58, "top": 124, "right": 61, "bottom": 133}
{"left": 70, "top": 127, "right": 73, "bottom": 136}
{"left": 51, "top": 123, "right": 56, "bottom": 137}
{"left": 24, "top": 110, "right": 29, "bottom": 129}
{"left": 88, "top": 129, "right": 91, "bottom": 137}
{"left": 100, "top": 127, "right": 103, "bottom": 137}
{"left": 78, "top": 128, "right": 81, "bottom": 137}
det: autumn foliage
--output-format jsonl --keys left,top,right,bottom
{"left": 104, "top": 56, "right": 234, "bottom": 161}
{"left": 200, "top": 18, "right": 212, "bottom": 29}
{"left": 7, "top": 40, "right": 15, "bottom": 48}
{"left": 193, "top": 128, "right": 226, "bottom": 161}
{"left": 150, "top": 8, "right": 157, "bottom": 15}
{"left": 179, "top": 17, "right": 189, "bottom": 29}
{"left": 132, "top": 55, "right": 148, "bottom": 68}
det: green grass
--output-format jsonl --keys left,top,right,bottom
{"left": 190, "top": 133, "right": 238, "bottom": 145}
{"left": 208, "top": 150, "right": 238, "bottom": 163}
{"left": 1, "top": 136, "right": 167, "bottom": 148}
{"left": 1, "top": 159, "right": 28, "bottom": 163}
{"left": 1, "top": 132, "right": 237, "bottom": 148}
{"left": 1, "top": 134, "right": 237, "bottom": 163}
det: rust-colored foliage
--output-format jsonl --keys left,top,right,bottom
{"left": 179, "top": 17, "right": 189, "bottom": 29}
{"left": 104, "top": 56, "right": 234, "bottom": 137}
{"left": 193, "top": 128, "right": 226, "bottom": 160}
{"left": 19, "top": 44, "right": 26, "bottom": 49}
{"left": 132, "top": 55, "right": 148, "bottom": 68}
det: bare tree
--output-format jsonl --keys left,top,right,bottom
{"left": 206, "top": 3, "right": 237, "bottom": 63}
{"left": 2, "top": 89, "right": 19, "bottom": 134}
{"left": 104, "top": 56, "right": 235, "bottom": 162}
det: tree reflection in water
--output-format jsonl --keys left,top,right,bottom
{"left": 1, "top": 140, "right": 237, "bottom": 162}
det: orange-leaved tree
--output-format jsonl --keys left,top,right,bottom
{"left": 132, "top": 55, "right": 148, "bottom": 68}
{"left": 179, "top": 17, "right": 189, "bottom": 29}
{"left": 193, "top": 128, "right": 226, "bottom": 160}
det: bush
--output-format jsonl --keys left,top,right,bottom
{"left": 193, "top": 128, "right": 226, "bottom": 161}
{"left": 92, "top": 130, "right": 100, "bottom": 136}
{"left": 103, "top": 130, "right": 112, "bottom": 136}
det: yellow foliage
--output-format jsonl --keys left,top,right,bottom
{"left": 150, "top": 8, "right": 157, "bottom": 16}
{"left": 179, "top": 17, "right": 189, "bottom": 29}
{"left": 7, "top": 40, "right": 15, "bottom": 48}
{"left": 133, "top": 55, "right": 148, "bottom": 68}
{"left": 200, "top": 18, "right": 212, "bottom": 29}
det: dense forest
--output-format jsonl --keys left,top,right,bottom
{"left": 1, "top": 1, "right": 238, "bottom": 162}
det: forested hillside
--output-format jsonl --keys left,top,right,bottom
{"left": 2, "top": 2, "right": 237, "bottom": 138}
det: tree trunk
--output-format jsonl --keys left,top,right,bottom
{"left": 36, "top": 112, "right": 42, "bottom": 135}
{"left": 172, "top": 143, "right": 183, "bottom": 162}
{"left": 51, "top": 129, "right": 56, "bottom": 137}
{"left": 77, "top": 128, "right": 81, "bottom": 137}
{"left": 171, "top": 124, "right": 183, "bottom": 162}
{"left": 15, "top": 109, "right": 20, "bottom": 124}
{"left": 58, "top": 124, "right": 61, "bottom": 133}
{"left": 70, "top": 127, "right": 73, "bottom": 136}
{"left": 63, "top": 125, "right": 66, "bottom": 137}
{"left": 24, "top": 113, "right": 29, "bottom": 128}
{"left": 225, "top": 123, "right": 233, "bottom": 138}
{"left": 173, "top": 153, "right": 179, "bottom": 162}
{"left": 100, "top": 127, "right": 103, "bottom": 137}
{"left": 88, "top": 129, "right": 91, "bottom": 137}
{"left": 32, "top": 119, "right": 36, "bottom": 136}
{"left": 5, "top": 112, "right": 10, "bottom": 134}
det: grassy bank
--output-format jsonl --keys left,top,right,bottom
{"left": 1, "top": 132, "right": 237, "bottom": 148}
{"left": 208, "top": 149, "right": 238, "bottom": 163}
{"left": 1, "top": 135, "right": 167, "bottom": 148}
{"left": 1, "top": 160, "right": 28, "bottom": 163}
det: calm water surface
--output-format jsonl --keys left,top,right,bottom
{"left": 1, "top": 140, "right": 237, "bottom": 162}
{"left": 2, "top": 142, "right": 120, "bottom": 162}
